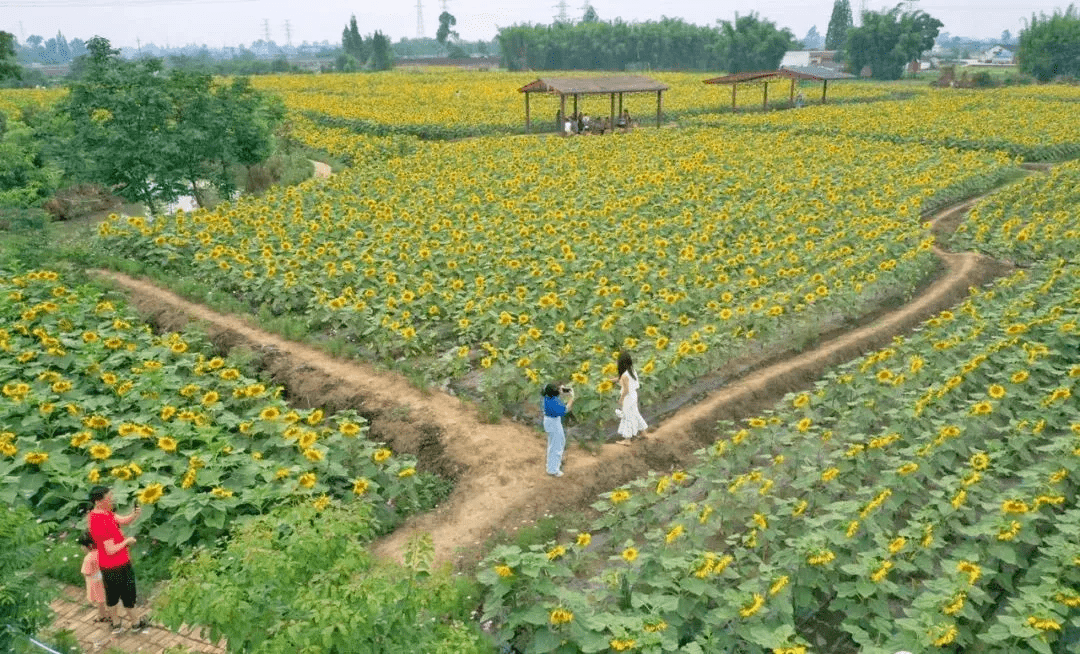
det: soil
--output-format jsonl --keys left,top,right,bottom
{"left": 90, "top": 177, "right": 1025, "bottom": 570}
{"left": 309, "top": 160, "right": 332, "bottom": 179}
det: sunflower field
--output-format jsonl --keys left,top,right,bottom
{"left": 478, "top": 165, "right": 1080, "bottom": 653}
{"left": 95, "top": 125, "right": 1016, "bottom": 428}
{"left": 0, "top": 270, "right": 429, "bottom": 548}
{"left": 693, "top": 91, "right": 1080, "bottom": 161}
{"left": 253, "top": 70, "right": 912, "bottom": 141}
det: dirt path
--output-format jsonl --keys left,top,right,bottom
{"left": 93, "top": 187, "right": 1012, "bottom": 568}
{"left": 309, "top": 160, "right": 332, "bottom": 179}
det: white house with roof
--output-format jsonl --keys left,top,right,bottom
{"left": 981, "top": 45, "right": 1015, "bottom": 64}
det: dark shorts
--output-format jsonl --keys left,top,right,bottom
{"left": 101, "top": 562, "right": 137, "bottom": 608}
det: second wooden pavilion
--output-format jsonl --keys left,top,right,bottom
{"left": 704, "top": 66, "right": 855, "bottom": 110}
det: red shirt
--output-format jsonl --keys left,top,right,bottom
{"left": 88, "top": 510, "right": 130, "bottom": 569}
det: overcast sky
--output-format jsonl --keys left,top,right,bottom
{"left": 1, "top": 0, "right": 1063, "bottom": 50}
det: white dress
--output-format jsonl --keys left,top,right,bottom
{"left": 618, "top": 372, "right": 648, "bottom": 439}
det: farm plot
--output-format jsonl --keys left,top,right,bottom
{"left": 254, "top": 71, "right": 910, "bottom": 140}
{"left": 691, "top": 90, "right": 1080, "bottom": 161}
{"left": 0, "top": 271, "right": 430, "bottom": 548}
{"left": 478, "top": 165, "right": 1080, "bottom": 654}
{"left": 97, "top": 126, "right": 1014, "bottom": 429}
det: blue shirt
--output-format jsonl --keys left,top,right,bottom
{"left": 543, "top": 395, "right": 567, "bottom": 418}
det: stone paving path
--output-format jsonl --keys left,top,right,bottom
{"left": 44, "top": 585, "right": 224, "bottom": 654}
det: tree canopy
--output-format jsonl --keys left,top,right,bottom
{"left": 497, "top": 15, "right": 793, "bottom": 72}
{"left": 60, "top": 36, "right": 281, "bottom": 214}
{"left": 1018, "top": 4, "right": 1080, "bottom": 82}
{"left": 825, "top": 0, "right": 853, "bottom": 50}
{"left": 0, "top": 31, "right": 21, "bottom": 81}
{"left": 436, "top": 12, "right": 459, "bottom": 46}
{"left": 846, "top": 5, "right": 942, "bottom": 80}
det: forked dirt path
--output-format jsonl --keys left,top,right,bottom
{"left": 94, "top": 187, "right": 1013, "bottom": 568}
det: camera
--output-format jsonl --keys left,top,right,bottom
{"left": 559, "top": 385, "right": 573, "bottom": 394}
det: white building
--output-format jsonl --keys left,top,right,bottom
{"left": 981, "top": 45, "right": 1015, "bottom": 64}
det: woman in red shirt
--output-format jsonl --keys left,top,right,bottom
{"left": 87, "top": 486, "right": 148, "bottom": 633}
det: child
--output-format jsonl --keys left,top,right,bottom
{"left": 79, "top": 532, "right": 109, "bottom": 623}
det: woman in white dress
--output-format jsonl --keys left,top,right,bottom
{"left": 615, "top": 351, "right": 647, "bottom": 445}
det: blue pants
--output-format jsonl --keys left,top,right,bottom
{"left": 543, "top": 416, "right": 565, "bottom": 475}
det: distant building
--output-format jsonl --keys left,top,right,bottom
{"left": 780, "top": 50, "right": 843, "bottom": 72}
{"left": 780, "top": 51, "right": 811, "bottom": 68}
{"left": 980, "top": 45, "right": 1015, "bottom": 64}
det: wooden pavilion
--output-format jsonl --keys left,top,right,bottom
{"left": 518, "top": 76, "right": 670, "bottom": 132}
{"left": 703, "top": 65, "right": 855, "bottom": 110}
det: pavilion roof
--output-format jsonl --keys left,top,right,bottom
{"left": 703, "top": 66, "right": 855, "bottom": 84}
{"left": 519, "top": 76, "right": 669, "bottom": 95}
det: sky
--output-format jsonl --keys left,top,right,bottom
{"left": 0, "top": 0, "right": 1064, "bottom": 50}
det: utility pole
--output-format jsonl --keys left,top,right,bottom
{"left": 554, "top": 0, "right": 569, "bottom": 22}
{"left": 18, "top": 21, "right": 26, "bottom": 41}
{"left": 416, "top": 0, "right": 425, "bottom": 38}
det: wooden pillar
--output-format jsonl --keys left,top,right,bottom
{"left": 822, "top": 80, "right": 828, "bottom": 104}
{"left": 609, "top": 92, "right": 615, "bottom": 134}
{"left": 656, "top": 90, "right": 662, "bottom": 128}
{"left": 618, "top": 92, "right": 623, "bottom": 114}
{"left": 789, "top": 78, "right": 795, "bottom": 104}
{"left": 731, "top": 83, "right": 737, "bottom": 110}
{"left": 763, "top": 82, "right": 769, "bottom": 110}
{"left": 524, "top": 91, "right": 531, "bottom": 132}
{"left": 560, "top": 94, "right": 567, "bottom": 132}
{"left": 573, "top": 94, "right": 578, "bottom": 117}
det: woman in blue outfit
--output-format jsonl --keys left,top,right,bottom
{"left": 542, "top": 382, "right": 575, "bottom": 477}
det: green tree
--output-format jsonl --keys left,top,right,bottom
{"left": 342, "top": 15, "right": 369, "bottom": 64}
{"left": 0, "top": 31, "right": 21, "bottom": 81}
{"left": 1018, "top": 5, "right": 1080, "bottom": 82}
{"left": 0, "top": 115, "right": 62, "bottom": 207}
{"left": 0, "top": 506, "right": 54, "bottom": 652}
{"left": 60, "top": 36, "right": 280, "bottom": 214}
{"left": 825, "top": 0, "right": 853, "bottom": 50}
{"left": 437, "top": 11, "right": 459, "bottom": 48}
{"left": 370, "top": 30, "right": 393, "bottom": 71}
{"left": 582, "top": 4, "right": 600, "bottom": 23}
{"left": 715, "top": 13, "right": 797, "bottom": 73}
{"left": 846, "top": 5, "right": 942, "bottom": 79}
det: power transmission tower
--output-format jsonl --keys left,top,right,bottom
{"left": 18, "top": 21, "right": 25, "bottom": 41}
{"left": 263, "top": 19, "right": 271, "bottom": 42}
{"left": 440, "top": 0, "right": 449, "bottom": 13}
{"left": 283, "top": 20, "right": 292, "bottom": 46}
{"left": 416, "top": 0, "right": 425, "bottom": 37}
{"left": 554, "top": 0, "right": 569, "bottom": 22}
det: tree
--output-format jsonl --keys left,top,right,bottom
{"left": 1001, "top": 29, "right": 1013, "bottom": 44}
{"left": 826, "top": 0, "right": 853, "bottom": 50}
{"left": 846, "top": 5, "right": 942, "bottom": 79}
{"left": 803, "top": 25, "right": 824, "bottom": 49}
{"left": 436, "top": 11, "right": 458, "bottom": 47}
{"left": 60, "top": 36, "right": 281, "bottom": 214}
{"left": 0, "top": 31, "right": 20, "bottom": 81}
{"left": 1017, "top": 5, "right": 1080, "bottom": 82}
{"left": 582, "top": 4, "right": 600, "bottom": 23}
{"left": 342, "top": 15, "right": 368, "bottom": 63}
{"left": 370, "top": 30, "right": 393, "bottom": 71}
{"left": 715, "top": 13, "right": 796, "bottom": 73}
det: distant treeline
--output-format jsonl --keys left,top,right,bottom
{"left": 496, "top": 15, "right": 796, "bottom": 72}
